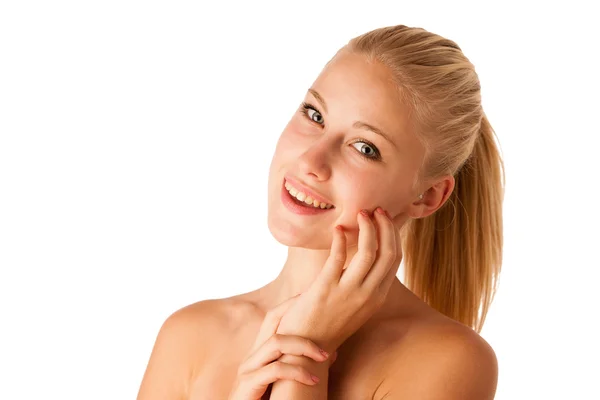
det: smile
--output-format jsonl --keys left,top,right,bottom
{"left": 284, "top": 179, "right": 334, "bottom": 209}
{"left": 281, "top": 178, "right": 335, "bottom": 216}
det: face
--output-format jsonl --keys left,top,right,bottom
{"left": 267, "top": 50, "right": 427, "bottom": 249}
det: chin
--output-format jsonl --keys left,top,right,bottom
{"left": 266, "top": 213, "right": 333, "bottom": 250}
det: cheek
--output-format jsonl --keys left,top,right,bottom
{"left": 274, "top": 132, "right": 320, "bottom": 168}
{"left": 340, "top": 182, "right": 408, "bottom": 223}
{"left": 269, "top": 124, "right": 309, "bottom": 178}
{"left": 288, "top": 118, "right": 314, "bottom": 138}
{"left": 338, "top": 190, "right": 374, "bottom": 224}
{"left": 270, "top": 135, "right": 296, "bottom": 166}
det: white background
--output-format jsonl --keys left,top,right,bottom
{"left": 1, "top": 1, "right": 598, "bottom": 399}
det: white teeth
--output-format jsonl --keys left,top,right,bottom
{"left": 285, "top": 181, "right": 333, "bottom": 209}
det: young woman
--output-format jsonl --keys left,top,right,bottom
{"left": 137, "top": 24, "right": 505, "bottom": 400}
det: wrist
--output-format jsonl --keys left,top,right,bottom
{"left": 277, "top": 326, "right": 339, "bottom": 355}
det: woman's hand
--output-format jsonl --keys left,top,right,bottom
{"left": 276, "top": 207, "right": 408, "bottom": 353}
{"left": 228, "top": 295, "right": 335, "bottom": 400}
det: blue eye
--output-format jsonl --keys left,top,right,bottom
{"left": 299, "top": 102, "right": 383, "bottom": 162}
{"left": 301, "top": 103, "right": 325, "bottom": 125}
{"left": 350, "top": 141, "right": 379, "bottom": 160}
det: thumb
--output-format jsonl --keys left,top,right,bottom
{"left": 249, "top": 294, "right": 300, "bottom": 353}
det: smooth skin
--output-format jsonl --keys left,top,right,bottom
{"left": 269, "top": 208, "right": 496, "bottom": 399}
{"left": 137, "top": 49, "right": 498, "bottom": 399}
{"left": 228, "top": 294, "right": 333, "bottom": 399}
{"left": 230, "top": 202, "right": 403, "bottom": 399}
{"left": 137, "top": 208, "right": 497, "bottom": 399}
{"left": 276, "top": 207, "right": 408, "bottom": 353}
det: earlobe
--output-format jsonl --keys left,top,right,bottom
{"left": 412, "top": 176, "right": 455, "bottom": 219}
{"left": 389, "top": 191, "right": 428, "bottom": 227}
{"left": 406, "top": 191, "right": 429, "bottom": 219}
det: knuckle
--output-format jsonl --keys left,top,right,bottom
{"left": 236, "top": 359, "right": 249, "bottom": 375}
{"left": 357, "top": 286, "right": 373, "bottom": 304}
{"left": 334, "top": 253, "right": 346, "bottom": 263}
{"left": 270, "top": 360, "right": 285, "bottom": 375}
{"left": 265, "top": 309, "right": 277, "bottom": 320}
{"left": 270, "top": 333, "right": 283, "bottom": 346}
{"left": 385, "top": 250, "right": 396, "bottom": 261}
{"left": 271, "top": 347, "right": 283, "bottom": 359}
{"left": 349, "top": 292, "right": 366, "bottom": 306}
{"left": 291, "top": 364, "right": 308, "bottom": 376}
{"left": 236, "top": 370, "right": 249, "bottom": 382}
{"left": 304, "top": 337, "right": 318, "bottom": 349}
{"left": 361, "top": 250, "right": 376, "bottom": 263}
{"left": 358, "top": 290, "right": 371, "bottom": 303}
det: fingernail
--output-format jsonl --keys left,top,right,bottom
{"left": 319, "top": 349, "right": 329, "bottom": 357}
{"left": 311, "top": 375, "right": 320, "bottom": 383}
{"left": 376, "top": 207, "right": 386, "bottom": 215}
{"left": 360, "top": 209, "right": 369, "bottom": 217}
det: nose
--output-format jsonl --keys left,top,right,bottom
{"left": 295, "top": 136, "right": 334, "bottom": 181}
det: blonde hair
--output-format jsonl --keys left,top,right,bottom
{"left": 346, "top": 25, "right": 505, "bottom": 333}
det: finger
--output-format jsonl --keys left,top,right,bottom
{"left": 317, "top": 224, "right": 347, "bottom": 285}
{"left": 339, "top": 210, "right": 378, "bottom": 287}
{"left": 250, "top": 294, "right": 300, "bottom": 354}
{"left": 363, "top": 208, "right": 397, "bottom": 290}
{"left": 380, "top": 221, "right": 403, "bottom": 293}
{"left": 240, "top": 334, "right": 328, "bottom": 375}
{"left": 241, "top": 360, "right": 319, "bottom": 391}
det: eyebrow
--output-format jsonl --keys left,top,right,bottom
{"left": 307, "top": 88, "right": 398, "bottom": 149}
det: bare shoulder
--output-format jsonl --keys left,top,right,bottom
{"left": 137, "top": 296, "right": 260, "bottom": 400}
{"left": 173, "top": 295, "right": 261, "bottom": 335}
{"left": 162, "top": 295, "right": 262, "bottom": 365}
{"left": 374, "top": 317, "right": 498, "bottom": 400}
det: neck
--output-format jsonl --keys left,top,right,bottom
{"left": 274, "top": 245, "right": 337, "bottom": 298}
{"left": 252, "top": 245, "right": 419, "bottom": 322}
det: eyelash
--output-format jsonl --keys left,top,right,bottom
{"left": 299, "top": 102, "right": 382, "bottom": 162}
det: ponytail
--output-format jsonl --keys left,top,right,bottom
{"left": 402, "top": 114, "right": 505, "bottom": 333}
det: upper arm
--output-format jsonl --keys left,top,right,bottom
{"left": 136, "top": 302, "right": 214, "bottom": 400}
{"left": 377, "top": 328, "right": 498, "bottom": 400}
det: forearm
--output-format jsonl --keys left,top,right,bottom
{"left": 269, "top": 353, "right": 330, "bottom": 400}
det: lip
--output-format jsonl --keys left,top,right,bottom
{"left": 281, "top": 179, "right": 335, "bottom": 216}
{"left": 283, "top": 175, "right": 335, "bottom": 207}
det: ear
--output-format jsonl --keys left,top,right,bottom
{"left": 409, "top": 175, "right": 455, "bottom": 219}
